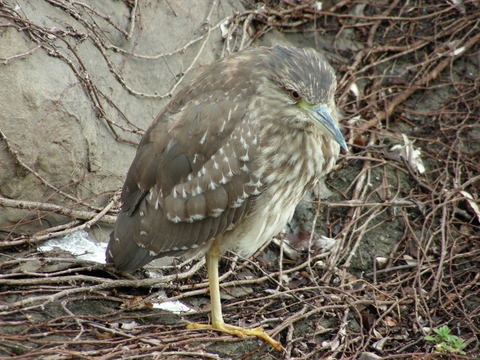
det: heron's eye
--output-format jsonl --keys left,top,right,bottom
{"left": 288, "top": 89, "right": 302, "bottom": 102}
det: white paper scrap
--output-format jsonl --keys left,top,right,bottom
{"left": 38, "top": 230, "right": 107, "bottom": 263}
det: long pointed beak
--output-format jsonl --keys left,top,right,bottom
{"left": 309, "top": 105, "right": 348, "bottom": 151}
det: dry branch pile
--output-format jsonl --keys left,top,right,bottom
{"left": 1, "top": 0, "right": 479, "bottom": 359}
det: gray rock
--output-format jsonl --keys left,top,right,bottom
{"left": 0, "top": 0, "right": 243, "bottom": 239}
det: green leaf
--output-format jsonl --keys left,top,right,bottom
{"left": 425, "top": 326, "right": 467, "bottom": 355}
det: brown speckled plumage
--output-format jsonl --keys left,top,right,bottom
{"left": 106, "top": 45, "right": 344, "bottom": 272}
{"left": 105, "top": 45, "right": 346, "bottom": 350}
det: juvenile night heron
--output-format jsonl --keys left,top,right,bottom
{"left": 106, "top": 46, "right": 347, "bottom": 350}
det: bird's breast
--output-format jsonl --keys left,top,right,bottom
{"left": 220, "top": 128, "right": 339, "bottom": 256}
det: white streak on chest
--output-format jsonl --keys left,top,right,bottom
{"left": 221, "top": 128, "right": 339, "bottom": 256}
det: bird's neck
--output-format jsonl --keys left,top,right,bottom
{"left": 255, "top": 124, "right": 339, "bottom": 194}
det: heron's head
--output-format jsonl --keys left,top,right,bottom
{"left": 264, "top": 46, "right": 347, "bottom": 151}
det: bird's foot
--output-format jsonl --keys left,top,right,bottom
{"left": 187, "top": 322, "right": 283, "bottom": 351}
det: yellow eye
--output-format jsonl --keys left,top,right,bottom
{"left": 288, "top": 89, "right": 302, "bottom": 102}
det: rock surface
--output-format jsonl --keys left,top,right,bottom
{"left": 0, "top": 0, "right": 242, "bottom": 238}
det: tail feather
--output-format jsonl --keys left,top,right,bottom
{"left": 105, "top": 215, "right": 156, "bottom": 272}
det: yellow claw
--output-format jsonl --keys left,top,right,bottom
{"left": 187, "top": 322, "right": 283, "bottom": 351}
{"left": 187, "top": 242, "right": 284, "bottom": 351}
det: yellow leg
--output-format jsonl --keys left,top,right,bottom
{"left": 187, "top": 240, "right": 283, "bottom": 351}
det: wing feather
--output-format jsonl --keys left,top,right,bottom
{"left": 107, "top": 83, "right": 263, "bottom": 270}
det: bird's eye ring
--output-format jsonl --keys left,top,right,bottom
{"left": 288, "top": 89, "right": 302, "bottom": 102}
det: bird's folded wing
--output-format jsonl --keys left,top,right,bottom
{"left": 108, "top": 86, "right": 264, "bottom": 269}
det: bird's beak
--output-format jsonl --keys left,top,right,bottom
{"left": 309, "top": 104, "right": 348, "bottom": 151}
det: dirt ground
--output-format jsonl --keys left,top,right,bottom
{"left": 1, "top": 1, "right": 479, "bottom": 359}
